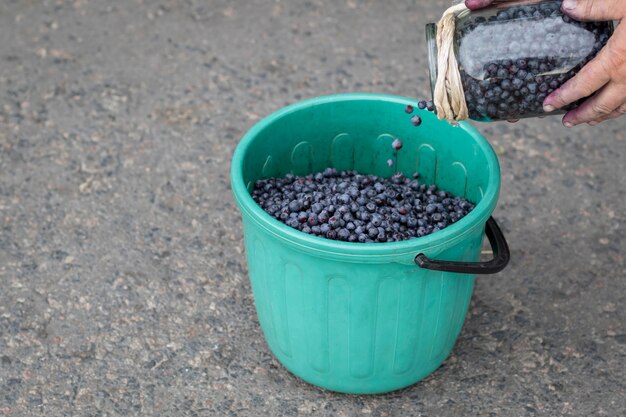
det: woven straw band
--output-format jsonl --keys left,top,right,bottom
{"left": 434, "top": 3, "right": 471, "bottom": 122}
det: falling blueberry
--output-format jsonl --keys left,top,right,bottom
{"left": 392, "top": 139, "right": 403, "bottom": 150}
{"left": 410, "top": 115, "right": 422, "bottom": 126}
{"left": 417, "top": 100, "right": 427, "bottom": 110}
{"left": 405, "top": 105, "right": 414, "bottom": 114}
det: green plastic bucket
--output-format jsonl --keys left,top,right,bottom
{"left": 230, "top": 94, "right": 509, "bottom": 394}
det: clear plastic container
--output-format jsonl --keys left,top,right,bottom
{"left": 426, "top": 0, "right": 615, "bottom": 122}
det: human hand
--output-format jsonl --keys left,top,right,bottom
{"left": 543, "top": 0, "right": 626, "bottom": 127}
{"left": 465, "top": 0, "right": 499, "bottom": 10}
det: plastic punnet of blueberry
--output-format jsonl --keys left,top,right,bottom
{"left": 251, "top": 168, "right": 475, "bottom": 243}
{"left": 426, "top": 0, "right": 614, "bottom": 121}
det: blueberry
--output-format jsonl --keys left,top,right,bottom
{"left": 512, "top": 78, "right": 524, "bottom": 90}
{"left": 328, "top": 216, "right": 341, "bottom": 229}
{"left": 337, "top": 228, "right": 350, "bottom": 241}
{"left": 311, "top": 203, "right": 323, "bottom": 214}
{"left": 254, "top": 170, "right": 475, "bottom": 242}
{"left": 337, "top": 193, "right": 351, "bottom": 204}
{"left": 417, "top": 100, "right": 427, "bottom": 110}
{"left": 337, "top": 205, "right": 350, "bottom": 215}
{"left": 392, "top": 138, "right": 403, "bottom": 150}
{"left": 410, "top": 115, "right": 422, "bottom": 126}
{"left": 405, "top": 105, "right": 414, "bottom": 114}
{"left": 496, "top": 11, "right": 509, "bottom": 21}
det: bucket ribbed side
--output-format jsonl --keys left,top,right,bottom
{"left": 243, "top": 219, "right": 483, "bottom": 393}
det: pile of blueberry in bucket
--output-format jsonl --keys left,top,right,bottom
{"left": 252, "top": 168, "right": 474, "bottom": 243}
{"left": 456, "top": 0, "right": 613, "bottom": 121}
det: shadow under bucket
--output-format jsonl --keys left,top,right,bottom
{"left": 230, "top": 94, "right": 509, "bottom": 394}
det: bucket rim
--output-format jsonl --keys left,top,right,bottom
{"left": 230, "top": 93, "right": 501, "bottom": 260}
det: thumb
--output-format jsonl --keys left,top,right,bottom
{"left": 465, "top": 0, "right": 495, "bottom": 10}
{"left": 561, "top": 0, "right": 626, "bottom": 21}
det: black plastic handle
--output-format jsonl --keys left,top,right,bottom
{"left": 415, "top": 217, "right": 510, "bottom": 275}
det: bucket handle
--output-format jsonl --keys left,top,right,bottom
{"left": 415, "top": 217, "right": 510, "bottom": 275}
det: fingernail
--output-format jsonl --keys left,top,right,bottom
{"left": 562, "top": 0, "right": 576, "bottom": 10}
{"left": 564, "top": 121, "right": 574, "bottom": 128}
{"left": 543, "top": 105, "right": 555, "bottom": 113}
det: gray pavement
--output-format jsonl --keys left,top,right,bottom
{"left": 0, "top": 1, "right": 624, "bottom": 416}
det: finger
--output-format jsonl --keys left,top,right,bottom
{"left": 588, "top": 102, "right": 626, "bottom": 125}
{"left": 562, "top": 84, "right": 626, "bottom": 127}
{"left": 465, "top": 0, "right": 495, "bottom": 11}
{"left": 543, "top": 51, "right": 612, "bottom": 111}
{"left": 561, "top": 0, "right": 626, "bottom": 21}
{"left": 561, "top": 84, "right": 626, "bottom": 126}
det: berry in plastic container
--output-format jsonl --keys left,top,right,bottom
{"left": 426, "top": 0, "right": 615, "bottom": 122}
